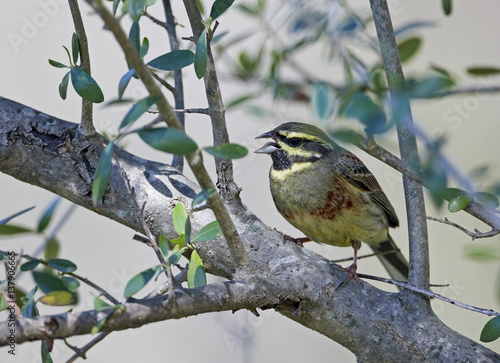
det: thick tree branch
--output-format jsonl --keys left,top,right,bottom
{"left": 0, "top": 97, "right": 499, "bottom": 361}
{"left": 68, "top": 0, "right": 95, "bottom": 136}
{"left": 370, "top": 0, "right": 430, "bottom": 291}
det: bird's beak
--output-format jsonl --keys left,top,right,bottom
{"left": 254, "top": 141, "right": 279, "bottom": 154}
{"left": 255, "top": 130, "right": 279, "bottom": 154}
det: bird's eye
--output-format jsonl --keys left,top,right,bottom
{"left": 288, "top": 138, "right": 302, "bottom": 147}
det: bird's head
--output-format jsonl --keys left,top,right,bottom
{"left": 255, "top": 122, "right": 338, "bottom": 170}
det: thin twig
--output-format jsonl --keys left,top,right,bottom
{"left": 68, "top": 0, "right": 95, "bottom": 136}
{"left": 174, "top": 108, "right": 210, "bottom": 115}
{"left": 357, "top": 273, "right": 500, "bottom": 317}
{"left": 65, "top": 332, "right": 111, "bottom": 363}
{"left": 331, "top": 249, "right": 401, "bottom": 263}
{"left": 427, "top": 216, "right": 500, "bottom": 240}
{"left": 151, "top": 71, "right": 176, "bottom": 94}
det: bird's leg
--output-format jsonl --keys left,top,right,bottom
{"left": 337, "top": 241, "right": 362, "bottom": 289}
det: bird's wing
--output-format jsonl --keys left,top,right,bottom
{"left": 337, "top": 151, "right": 399, "bottom": 228}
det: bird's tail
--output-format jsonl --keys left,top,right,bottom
{"left": 369, "top": 234, "right": 408, "bottom": 281}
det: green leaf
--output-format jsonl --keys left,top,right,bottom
{"left": 210, "top": 0, "right": 235, "bottom": 20}
{"left": 62, "top": 276, "right": 80, "bottom": 292}
{"left": 448, "top": 194, "right": 471, "bottom": 213}
{"left": 311, "top": 82, "right": 335, "bottom": 121}
{"left": 481, "top": 316, "right": 500, "bottom": 342}
{"left": 140, "top": 37, "right": 149, "bottom": 58}
{"left": 442, "top": 0, "right": 452, "bottom": 15}
{"left": 194, "top": 28, "right": 208, "bottom": 79}
{"left": 124, "top": 266, "right": 158, "bottom": 298}
{"left": 21, "top": 260, "right": 41, "bottom": 272}
{"left": 92, "top": 142, "right": 114, "bottom": 206}
{"left": 32, "top": 271, "right": 69, "bottom": 294}
{"left": 118, "top": 69, "right": 135, "bottom": 100}
{"left": 443, "top": 187, "right": 469, "bottom": 200}
{"left": 38, "top": 291, "right": 75, "bottom": 306}
{"left": 138, "top": 127, "right": 198, "bottom": 155}
{"left": 48, "top": 59, "right": 68, "bottom": 68}
{"left": 44, "top": 238, "right": 60, "bottom": 261}
{"left": 170, "top": 234, "right": 186, "bottom": 246}
{"left": 465, "top": 246, "right": 500, "bottom": 261}
{"left": 41, "top": 341, "right": 53, "bottom": 363}
{"left": 467, "top": 67, "right": 500, "bottom": 76}
{"left": 113, "top": 0, "right": 120, "bottom": 15}
{"left": 71, "top": 33, "right": 79, "bottom": 64}
{"left": 128, "top": 0, "right": 144, "bottom": 22}
{"left": 343, "top": 93, "right": 387, "bottom": 133}
{"left": 473, "top": 192, "right": 500, "bottom": 210}
{"left": 0, "top": 251, "right": 3, "bottom": 260}
{"left": 168, "top": 245, "right": 184, "bottom": 265}
{"left": 172, "top": 203, "right": 187, "bottom": 235}
{"left": 158, "top": 234, "right": 169, "bottom": 257}
{"left": 120, "top": 96, "right": 161, "bottom": 129}
{"left": 187, "top": 250, "right": 206, "bottom": 288}
{"left": 22, "top": 299, "right": 37, "bottom": 318}
{"left": 398, "top": 37, "right": 422, "bottom": 63}
{"left": 0, "top": 206, "right": 35, "bottom": 227}
{"left": 94, "top": 296, "right": 113, "bottom": 311}
{"left": 0, "top": 224, "right": 32, "bottom": 235}
{"left": 192, "top": 220, "right": 222, "bottom": 243}
{"left": 147, "top": 50, "right": 195, "bottom": 71}
{"left": 0, "top": 295, "right": 7, "bottom": 312}
{"left": 70, "top": 67, "right": 105, "bottom": 103}
{"left": 192, "top": 189, "right": 216, "bottom": 208}
{"left": 37, "top": 197, "right": 62, "bottom": 233}
{"left": 47, "top": 258, "right": 77, "bottom": 273}
{"left": 129, "top": 21, "right": 140, "bottom": 53}
{"left": 203, "top": 143, "right": 248, "bottom": 160}
{"left": 59, "top": 71, "right": 70, "bottom": 100}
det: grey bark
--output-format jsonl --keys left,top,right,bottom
{"left": 0, "top": 96, "right": 498, "bottom": 362}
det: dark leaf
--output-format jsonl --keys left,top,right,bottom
{"left": 48, "top": 59, "right": 68, "bottom": 68}
{"left": 70, "top": 67, "right": 104, "bottom": 103}
{"left": 0, "top": 224, "right": 32, "bottom": 235}
{"left": 44, "top": 238, "right": 60, "bottom": 261}
{"left": 71, "top": 33, "right": 79, "bottom": 64}
{"left": 398, "top": 37, "right": 422, "bottom": 64}
{"left": 343, "top": 93, "right": 387, "bottom": 133}
{"left": 47, "top": 258, "right": 77, "bottom": 273}
{"left": 37, "top": 197, "right": 62, "bottom": 233}
{"left": 311, "top": 82, "right": 335, "bottom": 121}
{"left": 92, "top": 142, "right": 114, "bottom": 206}
{"left": 118, "top": 69, "right": 135, "bottom": 100}
{"left": 194, "top": 29, "right": 208, "bottom": 79}
{"left": 192, "top": 220, "right": 222, "bottom": 243}
{"left": 187, "top": 250, "right": 206, "bottom": 288}
{"left": 59, "top": 71, "right": 70, "bottom": 100}
{"left": 138, "top": 127, "right": 198, "bottom": 155}
{"left": 203, "top": 143, "right": 248, "bottom": 159}
{"left": 113, "top": 0, "right": 120, "bottom": 15}
{"left": 21, "top": 260, "right": 41, "bottom": 272}
{"left": 0, "top": 206, "right": 35, "bottom": 227}
{"left": 168, "top": 246, "right": 184, "bottom": 265}
{"left": 147, "top": 50, "right": 195, "bottom": 71}
{"left": 210, "top": 0, "right": 235, "bottom": 20}
{"left": 32, "top": 271, "right": 69, "bottom": 294}
{"left": 120, "top": 96, "right": 161, "bottom": 130}
{"left": 38, "top": 291, "right": 75, "bottom": 306}
{"left": 129, "top": 21, "right": 140, "bottom": 53}
{"left": 124, "top": 266, "right": 158, "bottom": 298}
{"left": 192, "top": 189, "right": 216, "bottom": 208}
{"left": 442, "top": 0, "right": 452, "bottom": 15}
{"left": 467, "top": 67, "right": 500, "bottom": 76}
{"left": 448, "top": 194, "right": 471, "bottom": 213}
{"left": 128, "top": 0, "right": 144, "bottom": 22}
{"left": 481, "top": 316, "right": 500, "bottom": 342}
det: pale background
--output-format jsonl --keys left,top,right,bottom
{"left": 1, "top": 1, "right": 500, "bottom": 362}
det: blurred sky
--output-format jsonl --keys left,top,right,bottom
{"left": 1, "top": 1, "right": 500, "bottom": 362}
